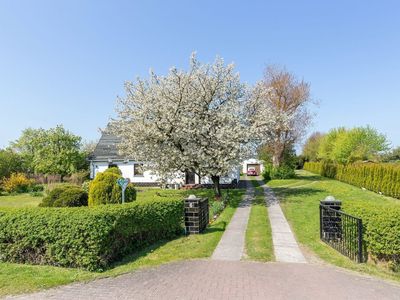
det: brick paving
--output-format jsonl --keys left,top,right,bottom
{"left": 9, "top": 260, "right": 400, "bottom": 300}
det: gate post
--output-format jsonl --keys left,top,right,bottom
{"left": 320, "top": 196, "right": 342, "bottom": 240}
{"left": 184, "top": 195, "right": 209, "bottom": 234}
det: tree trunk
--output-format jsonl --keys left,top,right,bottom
{"left": 211, "top": 175, "right": 222, "bottom": 198}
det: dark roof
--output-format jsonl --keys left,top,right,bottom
{"left": 90, "top": 130, "right": 125, "bottom": 161}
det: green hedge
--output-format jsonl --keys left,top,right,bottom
{"left": 0, "top": 199, "right": 184, "bottom": 271}
{"left": 303, "top": 162, "right": 400, "bottom": 199}
{"left": 344, "top": 202, "right": 400, "bottom": 270}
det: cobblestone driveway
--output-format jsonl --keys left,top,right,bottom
{"left": 10, "top": 260, "right": 400, "bottom": 300}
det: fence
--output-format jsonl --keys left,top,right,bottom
{"left": 320, "top": 204, "right": 364, "bottom": 263}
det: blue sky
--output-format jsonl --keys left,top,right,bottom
{"left": 0, "top": 0, "right": 399, "bottom": 148}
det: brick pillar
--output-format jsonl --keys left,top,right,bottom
{"left": 320, "top": 196, "right": 342, "bottom": 240}
{"left": 184, "top": 195, "right": 209, "bottom": 234}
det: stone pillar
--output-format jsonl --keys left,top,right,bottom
{"left": 320, "top": 196, "right": 342, "bottom": 240}
{"left": 184, "top": 195, "right": 209, "bottom": 234}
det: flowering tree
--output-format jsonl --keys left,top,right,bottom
{"left": 246, "top": 66, "right": 312, "bottom": 167}
{"left": 112, "top": 54, "right": 248, "bottom": 197}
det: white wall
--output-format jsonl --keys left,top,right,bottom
{"left": 90, "top": 161, "right": 240, "bottom": 185}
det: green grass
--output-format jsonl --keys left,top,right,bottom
{"left": 0, "top": 188, "right": 245, "bottom": 297}
{"left": 268, "top": 170, "right": 400, "bottom": 282}
{"left": 0, "top": 193, "right": 43, "bottom": 207}
{"left": 244, "top": 179, "right": 274, "bottom": 261}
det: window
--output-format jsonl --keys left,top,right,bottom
{"left": 134, "top": 163, "right": 144, "bottom": 176}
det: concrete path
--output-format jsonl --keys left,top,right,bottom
{"left": 259, "top": 181, "right": 307, "bottom": 263}
{"left": 11, "top": 260, "right": 400, "bottom": 300}
{"left": 211, "top": 178, "right": 253, "bottom": 261}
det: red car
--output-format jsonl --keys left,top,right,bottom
{"left": 247, "top": 168, "right": 258, "bottom": 176}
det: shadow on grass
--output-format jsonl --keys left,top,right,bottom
{"left": 271, "top": 187, "right": 325, "bottom": 202}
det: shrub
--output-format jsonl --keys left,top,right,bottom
{"left": 81, "top": 180, "right": 91, "bottom": 193}
{"left": 262, "top": 164, "right": 295, "bottom": 180}
{"left": 344, "top": 202, "right": 400, "bottom": 270}
{"left": 270, "top": 165, "right": 296, "bottom": 179}
{"left": 0, "top": 199, "right": 184, "bottom": 271}
{"left": 40, "top": 185, "right": 87, "bottom": 207}
{"left": 210, "top": 201, "right": 225, "bottom": 217}
{"left": 53, "top": 188, "right": 88, "bottom": 207}
{"left": 2, "top": 173, "right": 34, "bottom": 193}
{"left": 88, "top": 171, "right": 136, "bottom": 206}
{"left": 304, "top": 162, "right": 400, "bottom": 199}
{"left": 104, "top": 167, "right": 122, "bottom": 176}
{"left": 30, "top": 191, "right": 44, "bottom": 197}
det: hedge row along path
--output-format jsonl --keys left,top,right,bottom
{"left": 12, "top": 176, "right": 400, "bottom": 299}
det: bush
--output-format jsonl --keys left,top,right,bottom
{"left": 40, "top": 185, "right": 87, "bottom": 207}
{"left": 304, "top": 162, "right": 400, "bottom": 199}
{"left": 30, "top": 191, "right": 44, "bottom": 197}
{"left": 0, "top": 199, "right": 184, "bottom": 271}
{"left": 81, "top": 180, "right": 91, "bottom": 193}
{"left": 210, "top": 201, "right": 225, "bottom": 217}
{"left": 104, "top": 167, "right": 122, "bottom": 176}
{"left": 262, "top": 164, "right": 295, "bottom": 181}
{"left": 88, "top": 171, "right": 136, "bottom": 206}
{"left": 344, "top": 202, "right": 400, "bottom": 270}
{"left": 2, "top": 173, "right": 34, "bottom": 193}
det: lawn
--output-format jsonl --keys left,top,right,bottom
{"left": 0, "top": 187, "right": 245, "bottom": 297}
{"left": 0, "top": 193, "right": 43, "bottom": 207}
{"left": 245, "top": 179, "right": 274, "bottom": 261}
{"left": 268, "top": 169, "right": 400, "bottom": 282}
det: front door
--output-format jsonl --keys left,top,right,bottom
{"left": 185, "top": 171, "right": 196, "bottom": 184}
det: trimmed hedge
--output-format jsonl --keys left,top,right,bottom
{"left": 304, "top": 162, "right": 400, "bottom": 199}
{"left": 0, "top": 199, "right": 184, "bottom": 271}
{"left": 344, "top": 202, "right": 400, "bottom": 270}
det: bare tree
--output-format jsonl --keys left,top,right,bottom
{"left": 248, "top": 66, "right": 312, "bottom": 167}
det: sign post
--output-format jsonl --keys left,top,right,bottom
{"left": 117, "top": 178, "right": 130, "bottom": 204}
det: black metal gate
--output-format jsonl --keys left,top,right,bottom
{"left": 320, "top": 204, "right": 364, "bottom": 263}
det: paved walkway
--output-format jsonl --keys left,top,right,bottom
{"left": 259, "top": 180, "right": 307, "bottom": 263}
{"left": 211, "top": 178, "right": 253, "bottom": 261}
{"left": 10, "top": 260, "right": 400, "bottom": 300}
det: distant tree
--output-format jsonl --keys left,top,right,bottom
{"left": 0, "top": 149, "right": 23, "bottom": 179}
{"left": 11, "top": 125, "right": 86, "bottom": 177}
{"left": 381, "top": 146, "right": 400, "bottom": 162}
{"left": 246, "top": 66, "right": 313, "bottom": 167}
{"left": 113, "top": 54, "right": 249, "bottom": 197}
{"left": 302, "top": 132, "right": 325, "bottom": 161}
{"left": 318, "top": 126, "right": 389, "bottom": 164}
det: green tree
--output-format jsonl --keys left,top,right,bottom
{"left": 302, "top": 132, "right": 325, "bottom": 161}
{"left": 0, "top": 149, "right": 23, "bottom": 179}
{"left": 382, "top": 147, "right": 400, "bottom": 162}
{"left": 318, "top": 126, "right": 389, "bottom": 164}
{"left": 11, "top": 125, "right": 87, "bottom": 176}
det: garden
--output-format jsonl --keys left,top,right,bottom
{"left": 268, "top": 169, "right": 400, "bottom": 282}
{"left": 0, "top": 166, "right": 245, "bottom": 296}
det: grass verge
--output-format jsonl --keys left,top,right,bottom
{"left": 0, "top": 188, "right": 245, "bottom": 297}
{"left": 244, "top": 179, "right": 274, "bottom": 261}
{"left": 268, "top": 170, "right": 400, "bottom": 282}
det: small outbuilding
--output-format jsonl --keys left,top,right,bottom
{"left": 242, "top": 159, "right": 264, "bottom": 176}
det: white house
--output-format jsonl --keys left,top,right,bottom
{"left": 89, "top": 129, "right": 240, "bottom": 186}
{"left": 242, "top": 158, "right": 264, "bottom": 176}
